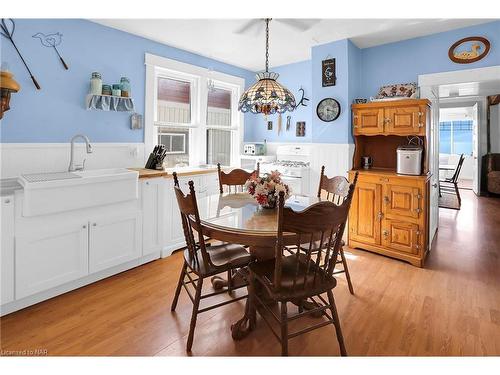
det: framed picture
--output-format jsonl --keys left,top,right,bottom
{"left": 448, "top": 36, "right": 490, "bottom": 64}
{"left": 322, "top": 58, "right": 336, "bottom": 87}
{"left": 296, "top": 121, "right": 306, "bottom": 137}
{"left": 267, "top": 121, "right": 273, "bottom": 130}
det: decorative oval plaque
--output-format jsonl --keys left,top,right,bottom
{"left": 448, "top": 36, "right": 490, "bottom": 64}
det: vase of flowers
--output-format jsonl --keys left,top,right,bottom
{"left": 244, "top": 170, "right": 290, "bottom": 209}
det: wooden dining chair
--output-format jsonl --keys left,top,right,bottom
{"left": 248, "top": 173, "right": 358, "bottom": 356}
{"left": 217, "top": 163, "right": 259, "bottom": 193}
{"left": 170, "top": 172, "right": 252, "bottom": 352}
{"left": 439, "top": 154, "right": 465, "bottom": 209}
{"left": 316, "top": 166, "right": 355, "bottom": 294}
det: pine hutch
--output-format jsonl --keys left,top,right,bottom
{"left": 348, "top": 99, "right": 431, "bottom": 267}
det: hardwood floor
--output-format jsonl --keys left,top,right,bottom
{"left": 1, "top": 190, "right": 499, "bottom": 356}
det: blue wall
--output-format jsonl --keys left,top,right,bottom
{"left": 360, "top": 21, "right": 500, "bottom": 98}
{"left": 0, "top": 19, "right": 254, "bottom": 143}
{"left": 244, "top": 60, "right": 312, "bottom": 143}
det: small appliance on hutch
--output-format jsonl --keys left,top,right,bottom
{"left": 259, "top": 145, "right": 311, "bottom": 196}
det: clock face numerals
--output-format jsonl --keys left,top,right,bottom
{"left": 317, "top": 98, "right": 341, "bottom": 122}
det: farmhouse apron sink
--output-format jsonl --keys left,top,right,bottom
{"left": 19, "top": 168, "right": 139, "bottom": 216}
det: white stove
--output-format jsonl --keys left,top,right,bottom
{"left": 259, "top": 145, "right": 311, "bottom": 195}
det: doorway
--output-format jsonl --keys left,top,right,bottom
{"left": 438, "top": 104, "right": 478, "bottom": 192}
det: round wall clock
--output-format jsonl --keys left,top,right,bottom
{"left": 316, "top": 98, "right": 341, "bottom": 122}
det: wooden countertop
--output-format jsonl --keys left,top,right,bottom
{"left": 129, "top": 167, "right": 219, "bottom": 179}
{"left": 349, "top": 168, "right": 431, "bottom": 180}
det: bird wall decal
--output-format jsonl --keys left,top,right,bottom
{"left": 33, "top": 32, "right": 69, "bottom": 70}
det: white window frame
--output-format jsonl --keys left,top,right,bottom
{"left": 145, "top": 53, "right": 244, "bottom": 167}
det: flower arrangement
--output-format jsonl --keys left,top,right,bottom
{"left": 244, "top": 170, "right": 290, "bottom": 208}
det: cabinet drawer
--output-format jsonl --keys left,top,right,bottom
{"left": 382, "top": 220, "right": 422, "bottom": 255}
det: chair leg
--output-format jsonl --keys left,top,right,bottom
{"left": 327, "top": 290, "right": 347, "bottom": 356}
{"left": 171, "top": 261, "right": 187, "bottom": 311}
{"left": 339, "top": 247, "right": 354, "bottom": 295}
{"left": 227, "top": 269, "right": 233, "bottom": 295}
{"left": 280, "top": 301, "right": 288, "bottom": 356}
{"left": 186, "top": 276, "right": 204, "bottom": 352}
{"left": 454, "top": 183, "right": 462, "bottom": 208}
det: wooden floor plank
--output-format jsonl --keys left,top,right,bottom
{"left": 1, "top": 190, "right": 499, "bottom": 356}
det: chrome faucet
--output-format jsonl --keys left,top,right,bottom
{"left": 68, "top": 134, "right": 93, "bottom": 172}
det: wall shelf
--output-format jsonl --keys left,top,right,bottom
{"left": 85, "top": 94, "right": 135, "bottom": 112}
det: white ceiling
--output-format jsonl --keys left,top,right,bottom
{"left": 92, "top": 19, "right": 494, "bottom": 71}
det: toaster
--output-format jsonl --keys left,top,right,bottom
{"left": 397, "top": 145, "right": 422, "bottom": 175}
{"left": 243, "top": 143, "right": 266, "bottom": 155}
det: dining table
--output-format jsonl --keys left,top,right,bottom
{"left": 194, "top": 191, "right": 323, "bottom": 339}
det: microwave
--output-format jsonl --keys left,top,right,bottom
{"left": 243, "top": 143, "right": 266, "bottom": 155}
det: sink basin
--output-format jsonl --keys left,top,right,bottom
{"left": 19, "top": 168, "right": 139, "bottom": 216}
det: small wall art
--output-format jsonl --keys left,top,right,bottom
{"left": 322, "top": 58, "right": 336, "bottom": 87}
{"left": 267, "top": 121, "right": 273, "bottom": 130}
{"left": 448, "top": 36, "right": 490, "bottom": 64}
{"left": 296, "top": 121, "right": 306, "bottom": 137}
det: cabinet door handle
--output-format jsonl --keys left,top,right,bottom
{"left": 4, "top": 198, "right": 10, "bottom": 204}
{"left": 92, "top": 223, "right": 97, "bottom": 226}
{"left": 415, "top": 208, "right": 421, "bottom": 214}
{"left": 383, "top": 229, "right": 389, "bottom": 236}
{"left": 146, "top": 181, "right": 150, "bottom": 185}
{"left": 83, "top": 225, "right": 87, "bottom": 229}
{"left": 383, "top": 196, "right": 390, "bottom": 204}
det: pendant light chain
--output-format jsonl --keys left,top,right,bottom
{"left": 265, "top": 18, "right": 270, "bottom": 73}
{"left": 237, "top": 18, "right": 296, "bottom": 115}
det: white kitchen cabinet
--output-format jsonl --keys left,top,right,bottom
{"left": 203, "top": 173, "right": 220, "bottom": 195}
{"left": 163, "top": 173, "right": 219, "bottom": 256}
{"left": 16, "top": 221, "right": 89, "bottom": 299}
{"left": 89, "top": 211, "right": 141, "bottom": 273}
{"left": 1, "top": 195, "right": 15, "bottom": 304}
{"left": 141, "top": 178, "right": 166, "bottom": 256}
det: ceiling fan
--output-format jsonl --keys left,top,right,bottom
{"left": 234, "top": 19, "right": 320, "bottom": 36}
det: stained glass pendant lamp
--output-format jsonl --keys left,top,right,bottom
{"left": 238, "top": 19, "right": 296, "bottom": 116}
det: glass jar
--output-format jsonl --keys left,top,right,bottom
{"left": 90, "top": 72, "right": 102, "bottom": 95}
{"left": 101, "top": 84, "right": 112, "bottom": 96}
{"left": 112, "top": 84, "right": 121, "bottom": 97}
{"left": 120, "top": 77, "right": 131, "bottom": 97}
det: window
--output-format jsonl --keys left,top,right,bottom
{"left": 145, "top": 53, "right": 244, "bottom": 168}
{"left": 439, "top": 120, "right": 473, "bottom": 155}
{"left": 156, "top": 77, "right": 191, "bottom": 125}
{"left": 206, "top": 87, "right": 235, "bottom": 166}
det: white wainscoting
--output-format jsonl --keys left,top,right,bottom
{"left": 264, "top": 142, "right": 355, "bottom": 194}
{"left": 0, "top": 143, "right": 145, "bottom": 179}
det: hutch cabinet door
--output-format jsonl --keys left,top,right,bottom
{"left": 382, "top": 219, "right": 421, "bottom": 255}
{"left": 349, "top": 181, "right": 382, "bottom": 245}
{"left": 353, "top": 108, "right": 384, "bottom": 135}
{"left": 383, "top": 183, "right": 422, "bottom": 220}
{"left": 384, "top": 105, "right": 425, "bottom": 135}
